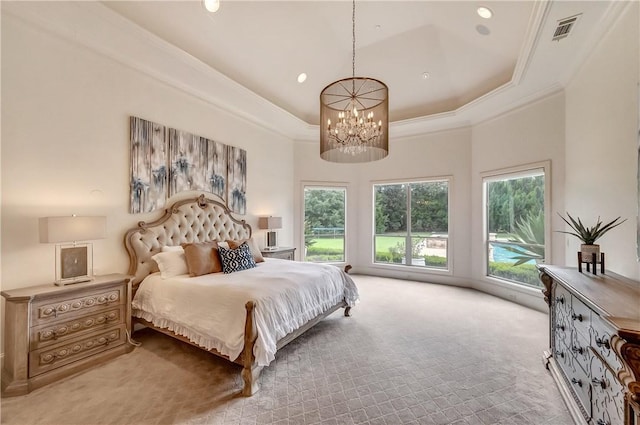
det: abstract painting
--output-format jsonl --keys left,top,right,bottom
{"left": 169, "top": 128, "right": 207, "bottom": 195}
{"left": 205, "top": 138, "right": 228, "bottom": 201}
{"left": 228, "top": 146, "right": 247, "bottom": 214}
{"left": 130, "top": 117, "right": 167, "bottom": 213}
{"left": 130, "top": 116, "right": 244, "bottom": 214}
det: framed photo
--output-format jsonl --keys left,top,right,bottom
{"left": 55, "top": 243, "right": 93, "bottom": 286}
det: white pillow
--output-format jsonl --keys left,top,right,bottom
{"left": 152, "top": 250, "right": 188, "bottom": 278}
{"left": 162, "top": 245, "right": 184, "bottom": 253}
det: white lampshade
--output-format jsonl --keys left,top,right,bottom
{"left": 258, "top": 216, "right": 282, "bottom": 230}
{"left": 39, "top": 216, "right": 106, "bottom": 243}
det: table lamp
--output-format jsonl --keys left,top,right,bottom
{"left": 39, "top": 215, "right": 106, "bottom": 285}
{"left": 258, "top": 216, "right": 282, "bottom": 251}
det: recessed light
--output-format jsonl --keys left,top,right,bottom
{"left": 297, "top": 73, "right": 307, "bottom": 83}
{"left": 422, "top": 72, "right": 430, "bottom": 80}
{"left": 477, "top": 6, "right": 493, "bottom": 19}
{"left": 203, "top": 0, "right": 220, "bottom": 13}
{"left": 375, "top": 24, "right": 382, "bottom": 30}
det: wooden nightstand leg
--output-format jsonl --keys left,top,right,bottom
{"left": 2, "top": 300, "right": 31, "bottom": 396}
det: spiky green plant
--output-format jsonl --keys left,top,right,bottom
{"left": 557, "top": 212, "right": 626, "bottom": 245}
{"left": 503, "top": 211, "right": 545, "bottom": 266}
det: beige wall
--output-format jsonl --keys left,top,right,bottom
{"left": 565, "top": 1, "right": 640, "bottom": 279}
{"left": 470, "top": 93, "right": 566, "bottom": 310}
{"left": 1, "top": 13, "right": 295, "bottom": 350}
{"left": 294, "top": 127, "right": 473, "bottom": 287}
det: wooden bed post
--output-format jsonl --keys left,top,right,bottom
{"left": 344, "top": 265, "right": 352, "bottom": 317}
{"left": 241, "top": 301, "right": 262, "bottom": 396}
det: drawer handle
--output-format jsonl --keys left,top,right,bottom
{"left": 571, "top": 313, "right": 583, "bottom": 322}
{"left": 597, "top": 420, "right": 610, "bottom": 425}
{"left": 556, "top": 351, "right": 565, "bottom": 359}
{"left": 595, "top": 337, "right": 610, "bottom": 350}
{"left": 591, "top": 378, "right": 607, "bottom": 389}
{"left": 555, "top": 324, "right": 565, "bottom": 331}
{"left": 555, "top": 296, "right": 565, "bottom": 305}
{"left": 571, "top": 346, "right": 584, "bottom": 355}
{"left": 571, "top": 378, "right": 582, "bottom": 387}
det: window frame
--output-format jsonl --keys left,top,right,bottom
{"left": 371, "top": 176, "right": 453, "bottom": 274}
{"left": 301, "top": 182, "right": 349, "bottom": 265}
{"left": 481, "top": 161, "right": 551, "bottom": 289}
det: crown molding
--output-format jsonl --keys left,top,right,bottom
{"left": 3, "top": 0, "right": 627, "bottom": 144}
{"left": 2, "top": 1, "right": 312, "bottom": 141}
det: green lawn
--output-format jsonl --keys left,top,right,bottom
{"left": 307, "top": 235, "right": 407, "bottom": 252}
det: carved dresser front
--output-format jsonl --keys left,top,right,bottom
{"left": 1, "top": 274, "right": 133, "bottom": 396}
{"left": 538, "top": 266, "right": 640, "bottom": 425}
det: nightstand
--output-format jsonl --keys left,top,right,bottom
{"left": 1, "top": 274, "right": 134, "bottom": 396}
{"left": 261, "top": 247, "right": 296, "bottom": 261}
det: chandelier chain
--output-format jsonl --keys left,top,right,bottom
{"left": 352, "top": 0, "right": 356, "bottom": 79}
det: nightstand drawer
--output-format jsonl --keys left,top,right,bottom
{"left": 30, "top": 305, "right": 125, "bottom": 350}
{"left": 29, "top": 325, "right": 126, "bottom": 377}
{"left": 31, "top": 285, "right": 125, "bottom": 326}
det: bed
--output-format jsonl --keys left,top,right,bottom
{"left": 124, "top": 194, "right": 358, "bottom": 396}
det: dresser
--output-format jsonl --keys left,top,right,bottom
{"left": 261, "top": 247, "right": 296, "bottom": 261}
{"left": 538, "top": 266, "right": 640, "bottom": 425}
{"left": 1, "top": 274, "right": 134, "bottom": 396}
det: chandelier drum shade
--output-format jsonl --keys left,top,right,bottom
{"left": 319, "top": 0, "right": 389, "bottom": 163}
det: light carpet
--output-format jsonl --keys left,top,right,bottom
{"left": 1, "top": 275, "right": 571, "bottom": 425}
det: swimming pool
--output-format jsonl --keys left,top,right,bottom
{"left": 491, "top": 244, "right": 535, "bottom": 264}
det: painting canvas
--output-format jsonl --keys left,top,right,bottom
{"left": 228, "top": 146, "right": 247, "bottom": 214}
{"left": 130, "top": 116, "right": 246, "bottom": 215}
{"left": 205, "top": 138, "right": 227, "bottom": 201}
{"left": 130, "top": 117, "right": 167, "bottom": 213}
{"left": 169, "top": 128, "right": 208, "bottom": 195}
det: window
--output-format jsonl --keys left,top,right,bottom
{"left": 303, "top": 186, "right": 346, "bottom": 263}
{"left": 373, "top": 179, "right": 449, "bottom": 269}
{"left": 484, "top": 166, "right": 548, "bottom": 288}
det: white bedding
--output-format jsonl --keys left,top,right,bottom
{"left": 132, "top": 258, "right": 359, "bottom": 366}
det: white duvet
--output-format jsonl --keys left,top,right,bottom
{"left": 132, "top": 258, "right": 359, "bottom": 366}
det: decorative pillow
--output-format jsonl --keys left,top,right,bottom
{"left": 162, "top": 245, "right": 184, "bottom": 253}
{"left": 218, "top": 242, "right": 257, "bottom": 274}
{"left": 227, "top": 237, "right": 264, "bottom": 263}
{"left": 151, "top": 250, "right": 188, "bottom": 278}
{"left": 181, "top": 241, "right": 222, "bottom": 276}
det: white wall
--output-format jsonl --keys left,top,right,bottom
{"left": 470, "top": 93, "right": 566, "bottom": 310}
{"left": 1, "top": 12, "right": 295, "bottom": 349}
{"left": 294, "top": 127, "right": 473, "bottom": 287}
{"left": 564, "top": 1, "right": 640, "bottom": 280}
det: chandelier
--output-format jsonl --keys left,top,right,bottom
{"left": 320, "top": 0, "right": 389, "bottom": 163}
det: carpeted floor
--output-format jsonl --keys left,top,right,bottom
{"left": 1, "top": 275, "right": 572, "bottom": 425}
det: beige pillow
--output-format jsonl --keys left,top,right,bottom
{"left": 227, "top": 238, "right": 264, "bottom": 263}
{"left": 181, "top": 241, "right": 222, "bottom": 276}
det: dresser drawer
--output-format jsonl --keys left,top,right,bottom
{"left": 31, "top": 285, "right": 125, "bottom": 326}
{"left": 570, "top": 329, "right": 592, "bottom": 374}
{"left": 590, "top": 315, "right": 622, "bottom": 373}
{"left": 554, "top": 284, "right": 571, "bottom": 320}
{"left": 553, "top": 314, "right": 571, "bottom": 353}
{"left": 566, "top": 357, "right": 591, "bottom": 417}
{"left": 591, "top": 354, "right": 625, "bottom": 425}
{"left": 570, "top": 295, "right": 591, "bottom": 339}
{"left": 30, "top": 305, "right": 125, "bottom": 350}
{"left": 29, "top": 325, "right": 126, "bottom": 377}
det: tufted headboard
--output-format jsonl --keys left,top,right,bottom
{"left": 124, "top": 194, "right": 252, "bottom": 285}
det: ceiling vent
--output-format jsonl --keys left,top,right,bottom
{"left": 552, "top": 14, "right": 581, "bottom": 41}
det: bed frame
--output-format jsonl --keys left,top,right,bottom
{"left": 124, "top": 194, "right": 351, "bottom": 396}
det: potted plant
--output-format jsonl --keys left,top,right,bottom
{"left": 557, "top": 212, "right": 626, "bottom": 262}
